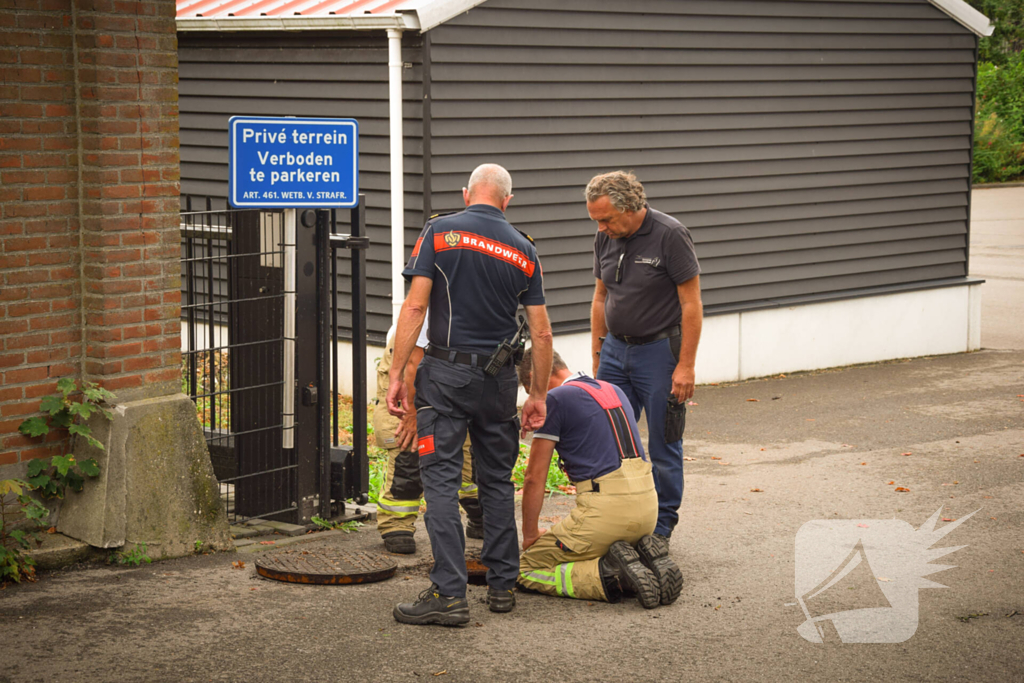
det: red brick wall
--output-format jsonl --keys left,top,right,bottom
{"left": 0, "top": 0, "right": 180, "bottom": 467}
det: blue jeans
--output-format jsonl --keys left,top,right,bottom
{"left": 597, "top": 335, "right": 683, "bottom": 536}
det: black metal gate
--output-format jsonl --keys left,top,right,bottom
{"left": 181, "top": 198, "right": 368, "bottom": 525}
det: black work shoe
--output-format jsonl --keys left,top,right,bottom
{"left": 382, "top": 531, "right": 416, "bottom": 555}
{"left": 465, "top": 517, "right": 484, "bottom": 540}
{"left": 393, "top": 584, "right": 470, "bottom": 626}
{"left": 636, "top": 534, "right": 683, "bottom": 605}
{"left": 487, "top": 586, "right": 515, "bottom": 613}
{"left": 602, "top": 541, "right": 660, "bottom": 609}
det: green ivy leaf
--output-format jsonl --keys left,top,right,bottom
{"left": 69, "top": 402, "right": 97, "bottom": 420}
{"left": 84, "top": 435, "right": 104, "bottom": 451}
{"left": 83, "top": 385, "right": 116, "bottom": 404}
{"left": 18, "top": 417, "right": 49, "bottom": 438}
{"left": 9, "top": 529, "right": 31, "bottom": 550}
{"left": 26, "top": 474, "right": 51, "bottom": 489}
{"left": 65, "top": 470, "right": 85, "bottom": 493}
{"left": 40, "top": 395, "right": 65, "bottom": 415}
{"left": 26, "top": 458, "right": 50, "bottom": 478}
{"left": 79, "top": 458, "right": 101, "bottom": 477}
{"left": 57, "top": 377, "right": 76, "bottom": 396}
{"left": 21, "top": 496, "right": 49, "bottom": 522}
{"left": 51, "top": 410, "right": 73, "bottom": 429}
{"left": 0, "top": 479, "right": 23, "bottom": 497}
{"left": 51, "top": 455, "right": 73, "bottom": 477}
{"left": 68, "top": 423, "right": 91, "bottom": 438}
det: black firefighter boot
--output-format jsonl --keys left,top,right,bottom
{"left": 382, "top": 530, "right": 416, "bottom": 554}
{"left": 599, "top": 541, "right": 661, "bottom": 609}
{"left": 461, "top": 498, "right": 485, "bottom": 540}
{"left": 636, "top": 534, "right": 683, "bottom": 605}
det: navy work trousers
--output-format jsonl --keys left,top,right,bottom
{"left": 414, "top": 354, "right": 520, "bottom": 597}
{"left": 597, "top": 335, "right": 684, "bottom": 536}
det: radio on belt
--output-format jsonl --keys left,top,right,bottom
{"left": 484, "top": 315, "right": 529, "bottom": 376}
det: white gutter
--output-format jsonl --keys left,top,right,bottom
{"left": 387, "top": 28, "right": 405, "bottom": 324}
{"left": 175, "top": 14, "right": 420, "bottom": 32}
{"left": 928, "top": 0, "right": 994, "bottom": 37}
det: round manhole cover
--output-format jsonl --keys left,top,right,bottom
{"left": 255, "top": 548, "right": 398, "bottom": 585}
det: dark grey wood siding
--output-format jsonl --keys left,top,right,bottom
{"left": 177, "top": 31, "right": 425, "bottom": 341}
{"left": 427, "top": 0, "right": 976, "bottom": 332}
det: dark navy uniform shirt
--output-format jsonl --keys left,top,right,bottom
{"left": 403, "top": 204, "right": 545, "bottom": 354}
{"left": 534, "top": 372, "right": 647, "bottom": 483}
{"left": 593, "top": 206, "right": 700, "bottom": 337}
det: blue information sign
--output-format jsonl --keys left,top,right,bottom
{"left": 228, "top": 116, "right": 359, "bottom": 208}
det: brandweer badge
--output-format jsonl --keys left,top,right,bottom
{"left": 433, "top": 230, "right": 536, "bottom": 277}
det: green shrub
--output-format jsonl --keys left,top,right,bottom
{"left": 0, "top": 479, "right": 49, "bottom": 585}
{"left": 973, "top": 58, "right": 1024, "bottom": 184}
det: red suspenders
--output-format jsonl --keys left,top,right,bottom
{"left": 564, "top": 379, "right": 640, "bottom": 460}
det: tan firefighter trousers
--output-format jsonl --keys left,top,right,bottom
{"left": 518, "top": 457, "right": 658, "bottom": 601}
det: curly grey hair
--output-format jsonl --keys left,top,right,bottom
{"left": 584, "top": 171, "right": 647, "bottom": 213}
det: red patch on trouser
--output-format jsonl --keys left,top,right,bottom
{"left": 418, "top": 435, "right": 435, "bottom": 457}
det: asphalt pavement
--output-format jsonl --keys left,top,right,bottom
{"left": 0, "top": 189, "right": 1021, "bottom": 683}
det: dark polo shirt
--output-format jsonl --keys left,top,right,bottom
{"left": 593, "top": 206, "right": 700, "bottom": 337}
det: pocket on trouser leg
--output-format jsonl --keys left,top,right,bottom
{"left": 415, "top": 409, "right": 440, "bottom": 470}
{"left": 373, "top": 405, "right": 400, "bottom": 451}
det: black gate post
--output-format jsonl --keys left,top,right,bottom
{"left": 320, "top": 196, "right": 370, "bottom": 518}
{"left": 350, "top": 196, "right": 369, "bottom": 503}
{"left": 294, "top": 209, "right": 320, "bottom": 522}
{"left": 317, "top": 209, "right": 332, "bottom": 519}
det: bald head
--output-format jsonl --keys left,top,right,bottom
{"left": 465, "top": 163, "right": 513, "bottom": 209}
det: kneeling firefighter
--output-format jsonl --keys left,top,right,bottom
{"left": 516, "top": 348, "right": 684, "bottom": 608}
{"left": 373, "top": 320, "right": 483, "bottom": 554}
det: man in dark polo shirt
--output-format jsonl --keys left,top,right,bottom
{"left": 386, "top": 163, "right": 553, "bottom": 626}
{"left": 586, "top": 170, "right": 703, "bottom": 542}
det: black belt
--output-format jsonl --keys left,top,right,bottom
{"left": 612, "top": 327, "right": 680, "bottom": 346}
{"left": 424, "top": 344, "right": 496, "bottom": 369}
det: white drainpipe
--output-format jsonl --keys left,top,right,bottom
{"left": 387, "top": 28, "right": 405, "bottom": 324}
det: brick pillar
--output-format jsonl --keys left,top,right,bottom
{"left": 1, "top": 4, "right": 83, "bottom": 465}
{"left": 0, "top": 0, "right": 181, "bottom": 464}
{"left": 76, "top": 0, "right": 181, "bottom": 399}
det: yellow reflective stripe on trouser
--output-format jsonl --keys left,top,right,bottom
{"left": 520, "top": 569, "right": 556, "bottom": 586}
{"left": 520, "top": 565, "right": 574, "bottom": 597}
{"left": 557, "top": 563, "right": 575, "bottom": 598}
{"left": 460, "top": 482, "right": 478, "bottom": 495}
{"left": 376, "top": 497, "right": 420, "bottom": 516}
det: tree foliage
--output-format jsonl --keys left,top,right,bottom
{"left": 966, "top": 0, "right": 1024, "bottom": 65}
{"left": 966, "top": 0, "right": 1024, "bottom": 183}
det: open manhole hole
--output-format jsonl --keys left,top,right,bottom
{"left": 256, "top": 548, "right": 397, "bottom": 585}
{"left": 465, "top": 548, "right": 489, "bottom": 585}
{"left": 391, "top": 548, "right": 491, "bottom": 585}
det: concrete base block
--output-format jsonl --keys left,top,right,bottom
{"left": 57, "top": 393, "right": 233, "bottom": 559}
{"left": 344, "top": 502, "right": 377, "bottom": 521}
{"left": 24, "top": 532, "right": 102, "bottom": 570}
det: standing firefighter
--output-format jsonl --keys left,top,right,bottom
{"left": 516, "top": 349, "right": 683, "bottom": 609}
{"left": 373, "top": 321, "right": 483, "bottom": 554}
{"left": 387, "top": 163, "right": 553, "bottom": 626}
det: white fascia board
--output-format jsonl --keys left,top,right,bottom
{"left": 929, "top": 0, "right": 994, "bottom": 37}
{"left": 413, "top": 0, "right": 487, "bottom": 32}
{"left": 176, "top": 14, "right": 420, "bottom": 32}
